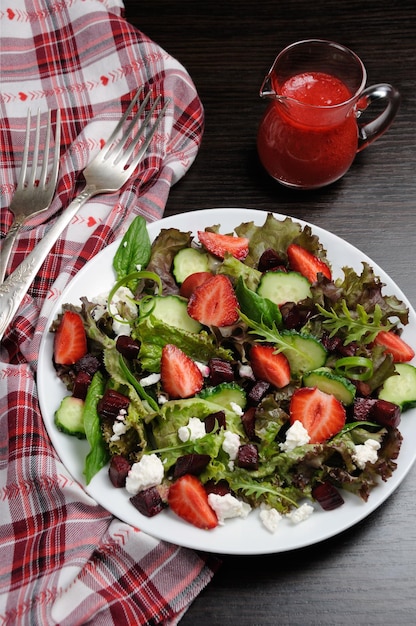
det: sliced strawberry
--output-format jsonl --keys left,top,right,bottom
{"left": 179, "top": 271, "right": 214, "bottom": 299}
{"left": 168, "top": 474, "right": 218, "bottom": 530}
{"left": 198, "top": 230, "right": 249, "bottom": 261}
{"left": 374, "top": 330, "right": 415, "bottom": 363}
{"left": 249, "top": 344, "right": 291, "bottom": 388}
{"left": 187, "top": 274, "right": 239, "bottom": 327}
{"left": 54, "top": 310, "right": 88, "bottom": 365}
{"left": 160, "top": 344, "right": 204, "bottom": 399}
{"left": 287, "top": 243, "right": 332, "bottom": 283}
{"left": 289, "top": 387, "right": 346, "bottom": 444}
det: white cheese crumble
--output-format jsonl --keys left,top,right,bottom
{"left": 195, "top": 361, "right": 210, "bottom": 377}
{"left": 177, "top": 417, "right": 206, "bottom": 443}
{"left": 238, "top": 364, "right": 254, "bottom": 379}
{"left": 230, "top": 401, "right": 244, "bottom": 416}
{"left": 110, "top": 420, "right": 128, "bottom": 442}
{"left": 140, "top": 372, "right": 161, "bottom": 387}
{"left": 259, "top": 505, "right": 282, "bottom": 533}
{"left": 222, "top": 431, "right": 240, "bottom": 460}
{"left": 208, "top": 493, "right": 251, "bottom": 525}
{"left": 125, "top": 454, "right": 164, "bottom": 495}
{"left": 92, "top": 287, "right": 137, "bottom": 337}
{"left": 279, "top": 420, "right": 310, "bottom": 452}
{"left": 286, "top": 502, "right": 314, "bottom": 524}
{"left": 352, "top": 439, "right": 381, "bottom": 469}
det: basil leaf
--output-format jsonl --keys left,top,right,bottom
{"left": 235, "top": 276, "right": 282, "bottom": 328}
{"left": 83, "top": 371, "right": 109, "bottom": 484}
{"left": 113, "top": 216, "right": 151, "bottom": 285}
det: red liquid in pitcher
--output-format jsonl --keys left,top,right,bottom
{"left": 257, "top": 71, "right": 358, "bottom": 188}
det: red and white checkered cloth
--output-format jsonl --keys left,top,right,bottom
{"left": 0, "top": 1, "right": 220, "bottom": 624}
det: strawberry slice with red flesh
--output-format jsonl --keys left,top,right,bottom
{"left": 187, "top": 274, "right": 239, "bottom": 327}
{"left": 54, "top": 310, "right": 88, "bottom": 365}
{"left": 168, "top": 474, "right": 218, "bottom": 530}
{"left": 160, "top": 344, "right": 204, "bottom": 399}
{"left": 250, "top": 344, "right": 291, "bottom": 388}
{"left": 179, "top": 271, "right": 213, "bottom": 299}
{"left": 287, "top": 243, "right": 332, "bottom": 283}
{"left": 290, "top": 387, "right": 346, "bottom": 444}
{"left": 198, "top": 230, "right": 249, "bottom": 261}
{"left": 374, "top": 330, "right": 415, "bottom": 363}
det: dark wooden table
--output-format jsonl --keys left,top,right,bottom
{"left": 125, "top": 1, "right": 416, "bottom": 623}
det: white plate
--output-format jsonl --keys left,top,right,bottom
{"left": 38, "top": 208, "right": 416, "bottom": 555}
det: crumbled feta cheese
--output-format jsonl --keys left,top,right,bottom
{"left": 110, "top": 420, "right": 128, "bottom": 442}
{"left": 352, "top": 439, "right": 381, "bottom": 469}
{"left": 91, "top": 287, "right": 137, "bottom": 336}
{"left": 230, "top": 401, "right": 244, "bottom": 416}
{"left": 286, "top": 502, "right": 314, "bottom": 524}
{"left": 259, "top": 505, "right": 282, "bottom": 533}
{"left": 195, "top": 361, "right": 210, "bottom": 377}
{"left": 125, "top": 454, "right": 164, "bottom": 495}
{"left": 222, "top": 431, "right": 240, "bottom": 460}
{"left": 238, "top": 364, "right": 254, "bottom": 379}
{"left": 140, "top": 373, "right": 161, "bottom": 387}
{"left": 208, "top": 493, "right": 251, "bottom": 525}
{"left": 178, "top": 417, "right": 206, "bottom": 442}
{"left": 279, "top": 420, "right": 310, "bottom": 452}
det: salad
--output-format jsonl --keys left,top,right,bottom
{"left": 50, "top": 212, "right": 416, "bottom": 533}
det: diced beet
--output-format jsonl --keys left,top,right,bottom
{"left": 258, "top": 249, "right": 286, "bottom": 272}
{"left": 312, "top": 482, "right": 344, "bottom": 511}
{"left": 236, "top": 443, "right": 259, "bottom": 470}
{"left": 97, "top": 389, "right": 130, "bottom": 420}
{"left": 173, "top": 453, "right": 211, "bottom": 479}
{"left": 72, "top": 370, "right": 92, "bottom": 400}
{"left": 74, "top": 353, "right": 101, "bottom": 376}
{"left": 240, "top": 406, "right": 256, "bottom": 440}
{"left": 247, "top": 380, "right": 270, "bottom": 405}
{"left": 353, "top": 397, "right": 401, "bottom": 428}
{"left": 208, "top": 358, "right": 235, "bottom": 385}
{"left": 116, "top": 335, "right": 141, "bottom": 360}
{"left": 204, "top": 410, "right": 226, "bottom": 433}
{"left": 130, "top": 486, "right": 166, "bottom": 517}
{"left": 204, "top": 479, "right": 231, "bottom": 497}
{"left": 109, "top": 455, "right": 131, "bottom": 488}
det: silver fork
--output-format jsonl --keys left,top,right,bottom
{"left": 0, "top": 108, "right": 61, "bottom": 283}
{"left": 0, "top": 89, "right": 169, "bottom": 341}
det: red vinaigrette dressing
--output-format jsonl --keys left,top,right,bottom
{"left": 257, "top": 71, "right": 359, "bottom": 188}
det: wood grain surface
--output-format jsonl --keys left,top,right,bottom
{"left": 125, "top": 2, "right": 416, "bottom": 623}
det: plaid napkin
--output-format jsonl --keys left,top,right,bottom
{"left": 0, "top": 1, "right": 220, "bottom": 624}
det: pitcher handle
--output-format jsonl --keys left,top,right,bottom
{"left": 357, "top": 83, "right": 400, "bottom": 152}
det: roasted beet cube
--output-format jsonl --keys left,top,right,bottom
{"left": 353, "top": 397, "right": 401, "bottom": 428}
{"left": 130, "top": 486, "right": 166, "bottom": 517}
{"left": 237, "top": 443, "right": 259, "bottom": 470}
{"left": 97, "top": 389, "right": 130, "bottom": 420}
{"left": 204, "top": 410, "right": 226, "bottom": 433}
{"left": 109, "top": 455, "right": 131, "bottom": 488}
{"left": 247, "top": 380, "right": 270, "bottom": 405}
{"left": 258, "top": 248, "right": 286, "bottom": 272}
{"left": 173, "top": 453, "right": 211, "bottom": 479}
{"left": 74, "top": 353, "right": 101, "bottom": 376}
{"left": 312, "top": 482, "right": 344, "bottom": 511}
{"left": 72, "top": 370, "right": 92, "bottom": 400}
{"left": 116, "top": 335, "right": 141, "bottom": 360}
{"left": 240, "top": 406, "right": 256, "bottom": 440}
{"left": 208, "top": 358, "right": 235, "bottom": 385}
{"left": 204, "top": 479, "right": 231, "bottom": 497}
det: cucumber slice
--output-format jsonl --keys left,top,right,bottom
{"left": 55, "top": 396, "right": 86, "bottom": 438}
{"left": 257, "top": 271, "right": 311, "bottom": 305}
{"left": 378, "top": 363, "right": 416, "bottom": 411}
{"left": 198, "top": 382, "right": 246, "bottom": 411}
{"left": 303, "top": 367, "right": 356, "bottom": 405}
{"left": 140, "top": 295, "right": 202, "bottom": 333}
{"left": 281, "top": 331, "right": 327, "bottom": 376}
{"left": 173, "top": 248, "right": 210, "bottom": 284}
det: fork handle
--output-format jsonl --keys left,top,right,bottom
{"left": 0, "top": 219, "right": 25, "bottom": 284}
{"left": 0, "top": 184, "right": 97, "bottom": 341}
